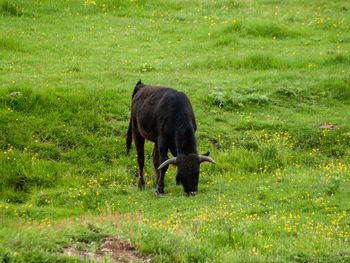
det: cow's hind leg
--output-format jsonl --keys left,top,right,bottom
{"left": 134, "top": 132, "right": 145, "bottom": 189}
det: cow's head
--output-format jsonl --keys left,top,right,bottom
{"left": 158, "top": 153, "right": 216, "bottom": 196}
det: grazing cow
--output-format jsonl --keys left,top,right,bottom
{"left": 126, "top": 80, "right": 216, "bottom": 196}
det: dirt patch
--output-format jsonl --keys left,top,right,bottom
{"left": 210, "top": 138, "right": 219, "bottom": 149}
{"left": 319, "top": 124, "right": 338, "bottom": 130}
{"left": 64, "top": 237, "right": 148, "bottom": 263}
{"left": 98, "top": 237, "right": 148, "bottom": 262}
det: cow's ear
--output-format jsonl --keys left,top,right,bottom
{"left": 201, "top": 152, "right": 210, "bottom": 164}
{"left": 198, "top": 155, "right": 216, "bottom": 164}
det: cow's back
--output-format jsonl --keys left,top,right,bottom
{"left": 131, "top": 86, "right": 196, "bottom": 144}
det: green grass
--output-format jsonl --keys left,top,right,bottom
{"left": 1, "top": 0, "right": 350, "bottom": 262}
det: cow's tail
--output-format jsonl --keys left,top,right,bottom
{"left": 126, "top": 117, "right": 132, "bottom": 155}
{"left": 126, "top": 80, "right": 144, "bottom": 155}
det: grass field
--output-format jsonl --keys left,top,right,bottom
{"left": 1, "top": 0, "right": 350, "bottom": 262}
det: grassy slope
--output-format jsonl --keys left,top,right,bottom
{"left": 0, "top": 0, "right": 350, "bottom": 262}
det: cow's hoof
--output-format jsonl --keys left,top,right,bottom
{"left": 156, "top": 185, "right": 164, "bottom": 193}
{"left": 138, "top": 182, "right": 145, "bottom": 190}
{"left": 154, "top": 191, "right": 164, "bottom": 197}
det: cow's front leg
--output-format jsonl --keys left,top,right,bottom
{"left": 152, "top": 143, "right": 161, "bottom": 185}
{"left": 156, "top": 157, "right": 167, "bottom": 195}
{"left": 156, "top": 139, "right": 168, "bottom": 195}
{"left": 169, "top": 146, "right": 180, "bottom": 185}
{"left": 176, "top": 175, "right": 181, "bottom": 185}
{"left": 134, "top": 132, "right": 145, "bottom": 189}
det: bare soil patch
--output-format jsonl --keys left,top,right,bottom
{"left": 318, "top": 124, "right": 338, "bottom": 130}
{"left": 64, "top": 236, "right": 148, "bottom": 263}
{"left": 97, "top": 237, "right": 148, "bottom": 262}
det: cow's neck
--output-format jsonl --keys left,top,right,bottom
{"left": 175, "top": 128, "right": 198, "bottom": 155}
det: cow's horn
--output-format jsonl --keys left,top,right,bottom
{"left": 158, "top": 157, "right": 177, "bottom": 170}
{"left": 199, "top": 155, "right": 216, "bottom": 164}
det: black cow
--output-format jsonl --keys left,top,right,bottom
{"left": 126, "top": 80, "right": 216, "bottom": 196}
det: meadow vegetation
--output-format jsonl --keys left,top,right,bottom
{"left": 0, "top": 0, "right": 350, "bottom": 262}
